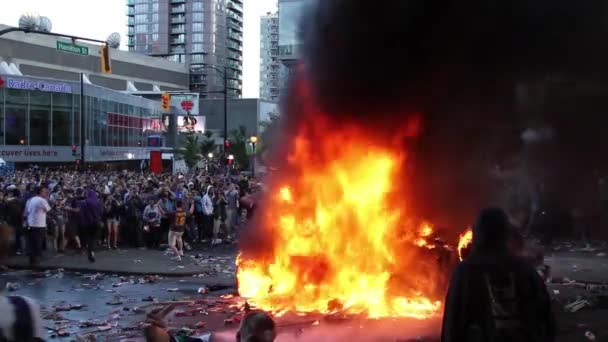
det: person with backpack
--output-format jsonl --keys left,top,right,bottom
{"left": 0, "top": 224, "right": 45, "bottom": 341}
{"left": 441, "top": 207, "right": 556, "bottom": 342}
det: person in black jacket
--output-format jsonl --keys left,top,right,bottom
{"left": 441, "top": 207, "right": 555, "bottom": 342}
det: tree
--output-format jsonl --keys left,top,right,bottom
{"left": 177, "top": 134, "right": 201, "bottom": 169}
{"left": 229, "top": 125, "right": 250, "bottom": 170}
{"left": 200, "top": 130, "right": 216, "bottom": 157}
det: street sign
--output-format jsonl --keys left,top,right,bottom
{"left": 56, "top": 41, "right": 89, "bottom": 56}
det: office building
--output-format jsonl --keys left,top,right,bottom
{"left": 259, "top": 12, "right": 285, "bottom": 101}
{"left": 0, "top": 74, "right": 165, "bottom": 164}
{"left": 0, "top": 24, "right": 189, "bottom": 91}
{"left": 126, "top": 0, "right": 244, "bottom": 98}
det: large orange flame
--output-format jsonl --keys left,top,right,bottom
{"left": 457, "top": 230, "right": 473, "bottom": 261}
{"left": 237, "top": 117, "right": 446, "bottom": 319}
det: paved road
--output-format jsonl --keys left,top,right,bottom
{"left": 1, "top": 252, "right": 607, "bottom": 341}
{"left": 6, "top": 245, "right": 238, "bottom": 279}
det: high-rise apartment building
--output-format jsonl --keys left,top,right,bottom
{"left": 126, "top": 0, "right": 243, "bottom": 98}
{"left": 278, "top": 0, "right": 308, "bottom": 67}
{"left": 259, "top": 12, "right": 285, "bottom": 101}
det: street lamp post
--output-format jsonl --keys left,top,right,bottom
{"left": 249, "top": 135, "right": 258, "bottom": 176}
{"left": 193, "top": 65, "right": 230, "bottom": 174}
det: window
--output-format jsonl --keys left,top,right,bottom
{"left": 52, "top": 93, "right": 72, "bottom": 146}
{"left": 135, "top": 14, "right": 147, "bottom": 24}
{"left": 192, "top": 33, "right": 203, "bottom": 42}
{"left": 192, "top": 12, "right": 203, "bottom": 22}
{"left": 191, "top": 54, "right": 204, "bottom": 62}
{"left": 29, "top": 91, "right": 51, "bottom": 146}
{"left": 152, "top": 2, "right": 159, "bottom": 12}
{"left": 192, "top": 22, "right": 203, "bottom": 32}
{"left": 192, "top": 43, "right": 203, "bottom": 52}
{"left": 136, "top": 24, "right": 147, "bottom": 33}
{"left": 193, "top": 1, "right": 203, "bottom": 11}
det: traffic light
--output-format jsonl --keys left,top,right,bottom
{"left": 227, "top": 154, "right": 235, "bottom": 166}
{"left": 224, "top": 139, "right": 231, "bottom": 149}
{"left": 71, "top": 145, "right": 77, "bottom": 156}
{"left": 161, "top": 92, "right": 171, "bottom": 111}
{"left": 100, "top": 44, "right": 112, "bottom": 74}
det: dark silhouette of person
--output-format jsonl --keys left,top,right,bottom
{"left": 441, "top": 207, "right": 555, "bottom": 342}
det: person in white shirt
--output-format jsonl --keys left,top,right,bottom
{"left": 0, "top": 224, "right": 45, "bottom": 342}
{"left": 24, "top": 186, "right": 51, "bottom": 266}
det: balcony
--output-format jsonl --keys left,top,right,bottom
{"left": 227, "top": 41, "right": 242, "bottom": 51}
{"left": 127, "top": 17, "right": 134, "bottom": 26}
{"left": 226, "top": 11, "right": 242, "bottom": 22}
{"left": 171, "top": 38, "right": 185, "bottom": 44}
{"left": 171, "top": 16, "right": 185, "bottom": 24}
{"left": 227, "top": 61, "right": 242, "bottom": 70}
{"left": 228, "top": 1, "right": 243, "bottom": 13}
{"left": 170, "top": 47, "right": 185, "bottom": 54}
{"left": 171, "top": 5, "right": 186, "bottom": 13}
{"left": 171, "top": 0, "right": 185, "bottom": 3}
{"left": 227, "top": 20, "right": 242, "bottom": 32}
{"left": 126, "top": 0, "right": 134, "bottom": 6}
{"left": 126, "top": 7, "right": 134, "bottom": 15}
{"left": 170, "top": 27, "right": 185, "bottom": 34}
{"left": 227, "top": 52, "right": 242, "bottom": 61}
{"left": 127, "top": 38, "right": 135, "bottom": 46}
{"left": 228, "top": 31, "right": 242, "bottom": 41}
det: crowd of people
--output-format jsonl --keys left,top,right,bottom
{"left": 0, "top": 168, "right": 260, "bottom": 265}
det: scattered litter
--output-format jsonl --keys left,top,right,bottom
{"left": 564, "top": 299, "right": 592, "bottom": 313}
{"left": 107, "top": 296, "right": 123, "bottom": 306}
{"left": 585, "top": 331, "right": 596, "bottom": 341}
{"left": 167, "top": 288, "right": 179, "bottom": 292}
{"left": 80, "top": 320, "right": 109, "bottom": 328}
{"left": 5, "top": 282, "right": 20, "bottom": 292}
{"left": 198, "top": 287, "right": 208, "bottom": 294}
{"left": 54, "top": 303, "right": 85, "bottom": 312}
{"left": 97, "top": 324, "right": 112, "bottom": 332}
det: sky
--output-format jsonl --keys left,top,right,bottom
{"left": 0, "top": 0, "right": 277, "bottom": 98}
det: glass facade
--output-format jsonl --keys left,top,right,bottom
{"left": 0, "top": 75, "right": 163, "bottom": 149}
{"left": 278, "top": 0, "right": 308, "bottom": 60}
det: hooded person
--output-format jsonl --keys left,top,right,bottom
{"left": 236, "top": 311, "right": 276, "bottom": 342}
{"left": 78, "top": 189, "right": 103, "bottom": 263}
{"left": 441, "top": 207, "right": 555, "bottom": 342}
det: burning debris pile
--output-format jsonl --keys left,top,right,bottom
{"left": 236, "top": 79, "right": 473, "bottom": 319}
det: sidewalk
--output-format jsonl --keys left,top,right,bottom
{"left": 5, "top": 245, "right": 238, "bottom": 281}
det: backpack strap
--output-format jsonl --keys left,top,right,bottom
{"left": 7, "top": 296, "right": 34, "bottom": 342}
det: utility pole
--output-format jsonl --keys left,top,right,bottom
{"left": 80, "top": 73, "right": 86, "bottom": 170}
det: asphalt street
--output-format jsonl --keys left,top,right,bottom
{"left": 0, "top": 251, "right": 606, "bottom": 341}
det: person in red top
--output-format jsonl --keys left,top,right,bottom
{"left": 169, "top": 201, "right": 186, "bottom": 261}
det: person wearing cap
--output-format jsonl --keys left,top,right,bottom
{"left": 441, "top": 207, "right": 555, "bottom": 342}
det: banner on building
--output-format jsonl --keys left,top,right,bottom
{"left": 150, "top": 151, "right": 162, "bottom": 174}
{"left": 171, "top": 93, "right": 200, "bottom": 116}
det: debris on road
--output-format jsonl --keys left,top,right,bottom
{"left": 565, "top": 298, "right": 592, "bottom": 313}
{"left": 5, "top": 282, "right": 20, "bottom": 291}
{"left": 54, "top": 303, "right": 86, "bottom": 312}
{"left": 584, "top": 330, "right": 596, "bottom": 341}
{"left": 107, "top": 296, "right": 124, "bottom": 306}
